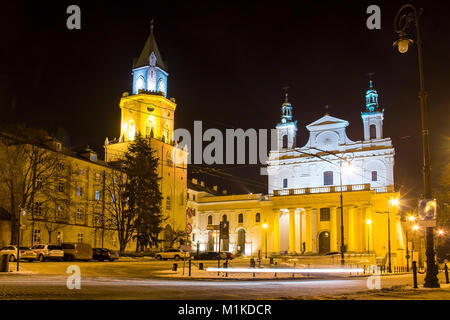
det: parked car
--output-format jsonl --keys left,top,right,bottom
{"left": 155, "top": 249, "right": 190, "bottom": 261}
{"left": 195, "top": 251, "right": 227, "bottom": 260}
{"left": 62, "top": 243, "right": 93, "bottom": 261}
{"left": 92, "top": 248, "right": 119, "bottom": 262}
{"left": 31, "top": 244, "right": 64, "bottom": 262}
{"left": 0, "top": 245, "right": 36, "bottom": 262}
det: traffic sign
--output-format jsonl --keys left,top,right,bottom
{"left": 185, "top": 223, "right": 192, "bottom": 234}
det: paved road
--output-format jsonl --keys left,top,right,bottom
{"left": 1, "top": 259, "right": 445, "bottom": 299}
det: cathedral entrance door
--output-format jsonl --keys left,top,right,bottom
{"left": 237, "top": 229, "right": 246, "bottom": 254}
{"left": 318, "top": 231, "right": 330, "bottom": 254}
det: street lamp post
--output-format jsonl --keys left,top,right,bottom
{"left": 262, "top": 221, "right": 268, "bottom": 259}
{"left": 394, "top": 4, "right": 439, "bottom": 288}
{"left": 366, "top": 219, "right": 372, "bottom": 255}
{"left": 376, "top": 199, "right": 399, "bottom": 273}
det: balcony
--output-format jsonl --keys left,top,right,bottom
{"left": 273, "top": 184, "right": 394, "bottom": 196}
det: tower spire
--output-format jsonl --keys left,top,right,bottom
{"left": 280, "top": 86, "right": 293, "bottom": 124}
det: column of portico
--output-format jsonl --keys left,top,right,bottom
{"left": 305, "top": 208, "right": 312, "bottom": 252}
{"left": 365, "top": 206, "right": 372, "bottom": 253}
{"left": 299, "top": 210, "right": 303, "bottom": 253}
{"left": 273, "top": 210, "right": 280, "bottom": 253}
{"left": 289, "top": 208, "right": 296, "bottom": 254}
{"left": 330, "top": 206, "right": 338, "bottom": 252}
{"left": 347, "top": 206, "right": 355, "bottom": 252}
{"left": 311, "top": 208, "right": 318, "bottom": 253}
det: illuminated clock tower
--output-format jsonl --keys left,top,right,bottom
{"left": 104, "top": 22, "right": 188, "bottom": 244}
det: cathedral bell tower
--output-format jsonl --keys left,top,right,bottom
{"left": 276, "top": 91, "right": 297, "bottom": 150}
{"left": 361, "top": 79, "right": 384, "bottom": 140}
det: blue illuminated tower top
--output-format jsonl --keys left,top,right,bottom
{"left": 280, "top": 92, "right": 293, "bottom": 124}
{"left": 131, "top": 21, "right": 169, "bottom": 97}
{"left": 363, "top": 79, "right": 382, "bottom": 113}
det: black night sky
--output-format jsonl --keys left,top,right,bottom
{"left": 2, "top": 0, "right": 449, "bottom": 202}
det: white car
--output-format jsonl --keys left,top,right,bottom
{"left": 31, "top": 244, "right": 64, "bottom": 262}
{"left": 0, "top": 245, "right": 37, "bottom": 262}
{"left": 155, "top": 249, "right": 191, "bottom": 261}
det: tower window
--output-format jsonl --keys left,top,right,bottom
{"left": 283, "top": 178, "right": 288, "bottom": 189}
{"left": 207, "top": 215, "right": 213, "bottom": 225}
{"left": 369, "top": 124, "right": 377, "bottom": 139}
{"left": 282, "top": 135, "right": 288, "bottom": 149}
{"left": 238, "top": 213, "right": 244, "bottom": 224}
{"left": 324, "top": 171, "right": 333, "bottom": 185}
{"left": 255, "top": 213, "right": 260, "bottom": 223}
{"left": 371, "top": 171, "right": 378, "bottom": 181}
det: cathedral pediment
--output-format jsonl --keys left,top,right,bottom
{"left": 306, "top": 115, "right": 349, "bottom": 131}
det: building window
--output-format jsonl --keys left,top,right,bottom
{"left": 76, "top": 208, "right": 84, "bottom": 221}
{"left": 77, "top": 186, "right": 83, "bottom": 197}
{"left": 58, "top": 182, "right": 64, "bottom": 193}
{"left": 90, "top": 153, "right": 97, "bottom": 162}
{"left": 283, "top": 178, "right": 288, "bottom": 189}
{"left": 78, "top": 168, "right": 84, "bottom": 175}
{"left": 238, "top": 213, "right": 244, "bottom": 224}
{"left": 34, "top": 229, "right": 41, "bottom": 243}
{"left": 323, "top": 171, "right": 333, "bottom": 186}
{"left": 94, "top": 213, "right": 101, "bottom": 226}
{"left": 193, "top": 194, "right": 196, "bottom": 201}
{"left": 255, "top": 213, "right": 260, "bottom": 223}
{"left": 192, "top": 233, "right": 195, "bottom": 242}
{"left": 77, "top": 233, "right": 83, "bottom": 243}
{"left": 111, "top": 194, "right": 116, "bottom": 203}
{"left": 222, "top": 214, "right": 227, "bottom": 222}
{"left": 56, "top": 205, "right": 65, "bottom": 219}
{"left": 369, "top": 124, "right": 377, "bottom": 139}
{"left": 36, "top": 178, "right": 43, "bottom": 188}
{"left": 166, "top": 196, "right": 172, "bottom": 210}
{"left": 320, "top": 208, "right": 331, "bottom": 221}
{"left": 95, "top": 173, "right": 101, "bottom": 181}
{"left": 95, "top": 190, "right": 101, "bottom": 201}
{"left": 55, "top": 142, "right": 62, "bottom": 152}
{"left": 35, "top": 202, "right": 42, "bottom": 216}
{"left": 207, "top": 215, "right": 212, "bottom": 225}
{"left": 57, "top": 232, "right": 62, "bottom": 244}
{"left": 58, "top": 162, "right": 65, "bottom": 171}
{"left": 371, "top": 171, "right": 378, "bottom": 181}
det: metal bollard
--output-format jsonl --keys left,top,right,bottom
{"left": 224, "top": 260, "right": 228, "bottom": 277}
{"left": 199, "top": 262, "right": 204, "bottom": 270}
{"left": 444, "top": 263, "right": 449, "bottom": 284}
{"left": 412, "top": 261, "right": 418, "bottom": 288}
{"left": 274, "top": 262, "right": 277, "bottom": 278}
{"left": 269, "top": 257, "right": 274, "bottom": 265}
{"left": 188, "top": 259, "right": 191, "bottom": 277}
{"left": 172, "top": 263, "right": 178, "bottom": 272}
{"left": 0, "top": 254, "right": 8, "bottom": 272}
{"left": 250, "top": 258, "right": 255, "bottom": 268}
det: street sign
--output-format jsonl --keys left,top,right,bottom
{"left": 206, "top": 224, "right": 220, "bottom": 230}
{"left": 418, "top": 199, "right": 437, "bottom": 227}
{"left": 185, "top": 223, "right": 192, "bottom": 234}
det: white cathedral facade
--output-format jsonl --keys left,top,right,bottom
{"left": 190, "top": 81, "right": 406, "bottom": 267}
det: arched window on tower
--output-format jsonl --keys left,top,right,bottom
{"left": 207, "top": 215, "right": 213, "bottom": 225}
{"left": 255, "top": 213, "right": 260, "bottom": 223}
{"left": 282, "top": 135, "right": 288, "bottom": 149}
{"left": 369, "top": 124, "right": 377, "bottom": 139}
{"left": 238, "top": 213, "right": 244, "bottom": 224}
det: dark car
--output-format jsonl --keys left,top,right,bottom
{"left": 92, "top": 248, "right": 119, "bottom": 262}
{"left": 223, "top": 252, "right": 234, "bottom": 260}
{"left": 195, "top": 251, "right": 227, "bottom": 260}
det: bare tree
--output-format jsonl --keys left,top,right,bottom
{"left": 104, "top": 163, "right": 136, "bottom": 254}
{"left": 0, "top": 126, "right": 66, "bottom": 245}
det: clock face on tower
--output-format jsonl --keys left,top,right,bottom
{"left": 315, "top": 131, "right": 339, "bottom": 150}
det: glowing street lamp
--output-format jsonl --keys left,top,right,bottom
{"left": 262, "top": 221, "right": 268, "bottom": 259}
{"left": 413, "top": 224, "right": 419, "bottom": 231}
{"left": 394, "top": 4, "right": 439, "bottom": 288}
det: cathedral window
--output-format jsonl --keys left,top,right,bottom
{"left": 369, "top": 124, "right": 377, "bottom": 139}
{"left": 207, "top": 215, "right": 213, "bottom": 225}
{"left": 282, "top": 135, "right": 288, "bottom": 149}
{"left": 166, "top": 196, "right": 172, "bottom": 210}
{"left": 238, "top": 213, "right": 244, "bottom": 224}
{"left": 136, "top": 76, "right": 145, "bottom": 92}
{"left": 371, "top": 171, "right": 378, "bottom": 181}
{"left": 283, "top": 178, "right": 288, "bottom": 189}
{"left": 323, "top": 171, "right": 333, "bottom": 186}
{"left": 320, "top": 208, "right": 331, "bottom": 221}
{"left": 255, "top": 213, "right": 260, "bottom": 223}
